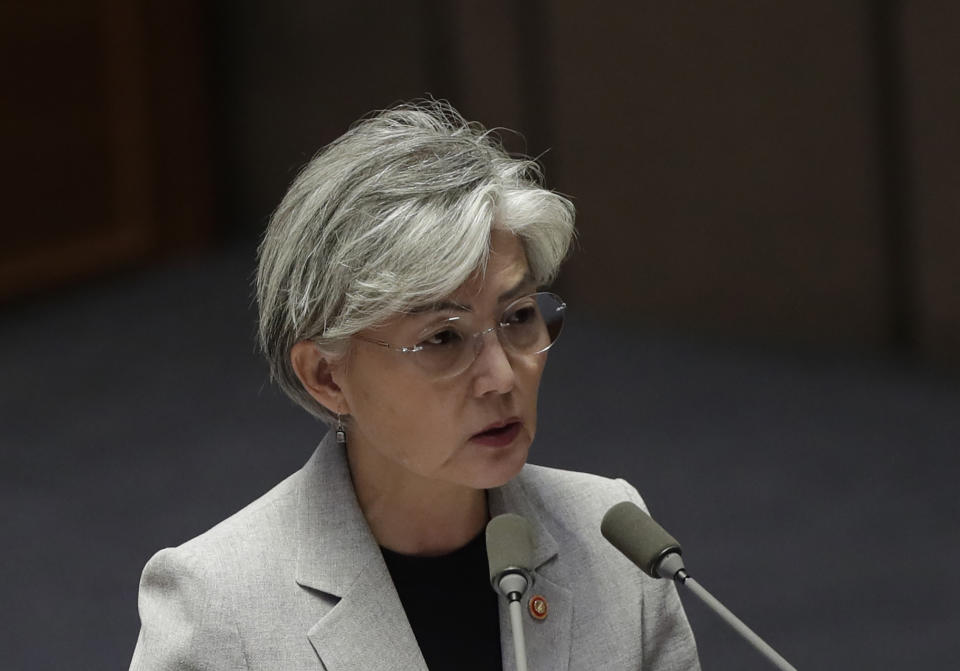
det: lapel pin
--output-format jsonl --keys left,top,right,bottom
{"left": 528, "top": 594, "right": 548, "bottom": 620}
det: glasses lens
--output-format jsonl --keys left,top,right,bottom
{"left": 500, "top": 292, "right": 565, "bottom": 355}
{"left": 414, "top": 320, "right": 472, "bottom": 376}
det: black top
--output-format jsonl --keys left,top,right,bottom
{"left": 380, "top": 531, "right": 503, "bottom": 670}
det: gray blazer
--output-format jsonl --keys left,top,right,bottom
{"left": 130, "top": 433, "right": 700, "bottom": 670}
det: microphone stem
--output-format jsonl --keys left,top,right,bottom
{"left": 507, "top": 595, "right": 529, "bottom": 671}
{"left": 679, "top": 576, "right": 797, "bottom": 671}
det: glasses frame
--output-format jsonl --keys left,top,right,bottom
{"left": 352, "top": 291, "right": 566, "bottom": 380}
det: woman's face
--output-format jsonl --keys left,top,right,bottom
{"left": 333, "top": 230, "right": 546, "bottom": 492}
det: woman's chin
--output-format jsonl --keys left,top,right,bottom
{"left": 469, "top": 433, "right": 531, "bottom": 489}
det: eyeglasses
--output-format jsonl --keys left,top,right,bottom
{"left": 353, "top": 292, "right": 566, "bottom": 379}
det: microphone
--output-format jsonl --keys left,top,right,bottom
{"left": 601, "top": 500, "right": 685, "bottom": 580}
{"left": 601, "top": 501, "right": 797, "bottom": 671}
{"left": 486, "top": 514, "right": 533, "bottom": 671}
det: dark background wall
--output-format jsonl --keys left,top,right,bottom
{"left": 4, "top": 1, "right": 959, "bottom": 365}
{"left": 2, "top": 1, "right": 958, "bottom": 669}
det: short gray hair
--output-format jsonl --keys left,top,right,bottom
{"left": 256, "top": 100, "right": 575, "bottom": 423}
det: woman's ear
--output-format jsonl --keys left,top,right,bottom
{"left": 290, "top": 341, "right": 349, "bottom": 415}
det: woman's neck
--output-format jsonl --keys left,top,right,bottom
{"left": 346, "top": 441, "right": 489, "bottom": 557}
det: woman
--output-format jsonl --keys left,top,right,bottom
{"left": 131, "top": 101, "right": 699, "bottom": 670}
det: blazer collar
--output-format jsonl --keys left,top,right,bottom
{"left": 295, "top": 431, "right": 378, "bottom": 596}
{"left": 295, "top": 432, "right": 427, "bottom": 670}
{"left": 295, "top": 433, "right": 571, "bottom": 671}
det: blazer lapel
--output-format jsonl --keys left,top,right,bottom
{"left": 489, "top": 476, "right": 573, "bottom": 671}
{"left": 294, "top": 433, "right": 427, "bottom": 671}
{"left": 305, "top": 557, "right": 427, "bottom": 671}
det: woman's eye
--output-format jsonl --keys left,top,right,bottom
{"left": 421, "top": 329, "right": 462, "bottom": 347}
{"left": 504, "top": 305, "right": 537, "bottom": 325}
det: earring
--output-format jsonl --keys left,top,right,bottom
{"left": 335, "top": 413, "right": 346, "bottom": 445}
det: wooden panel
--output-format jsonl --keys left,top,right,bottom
{"left": 0, "top": 1, "right": 151, "bottom": 299}
{"left": 546, "top": 3, "right": 888, "bottom": 346}
{"left": 0, "top": 0, "right": 213, "bottom": 302}
{"left": 903, "top": 3, "right": 960, "bottom": 365}
{"left": 450, "top": 0, "right": 526, "bottom": 143}
{"left": 138, "top": 0, "right": 215, "bottom": 250}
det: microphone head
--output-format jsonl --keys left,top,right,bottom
{"left": 485, "top": 513, "right": 534, "bottom": 588}
{"left": 601, "top": 501, "right": 683, "bottom": 579}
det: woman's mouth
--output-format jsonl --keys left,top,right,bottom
{"left": 470, "top": 421, "right": 522, "bottom": 447}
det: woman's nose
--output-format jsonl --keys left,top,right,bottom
{"left": 470, "top": 328, "right": 516, "bottom": 396}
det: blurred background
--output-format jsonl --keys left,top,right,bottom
{"left": 2, "top": 1, "right": 958, "bottom": 669}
